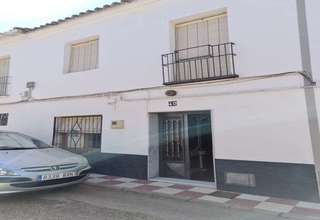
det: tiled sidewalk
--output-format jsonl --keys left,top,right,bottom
{"left": 86, "top": 174, "right": 320, "bottom": 219}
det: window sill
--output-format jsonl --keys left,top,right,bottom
{"left": 63, "top": 67, "right": 99, "bottom": 75}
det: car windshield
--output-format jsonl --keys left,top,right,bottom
{"left": 0, "top": 132, "right": 52, "bottom": 150}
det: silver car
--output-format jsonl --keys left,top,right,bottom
{"left": 0, "top": 131, "right": 91, "bottom": 193}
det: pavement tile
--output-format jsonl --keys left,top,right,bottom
{"left": 132, "top": 180, "right": 153, "bottom": 184}
{"left": 86, "top": 174, "right": 318, "bottom": 217}
{"left": 210, "top": 191, "right": 239, "bottom": 199}
{"left": 115, "top": 182, "right": 144, "bottom": 189}
{"left": 103, "top": 176, "right": 120, "bottom": 180}
{"left": 175, "top": 191, "right": 206, "bottom": 199}
{"left": 169, "top": 184, "right": 194, "bottom": 190}
{"left": 103, "top": 180, "right": 125, "bottom": 186}
{"left": 86, "top": 178, "right": 107, "bottom": 184}
{"left": 198, "top": 195, "right": 230, "bottom": 203}
{"left": 114, "top": 177, "right": 137, "bottom": 183}
{"left": 148, "top": 182, "right": 175, "bottom": 187}
{"left": 255, "top": 202, "right": 294, "bottom": 213}
{"left": 227, "top": 198, "right": 260, "bottom": 210}
{"left": 153, "top": 187, "right": 184, "bottom": 195}
{"left": 289, "top": 207, "right": 320, "bottom": 218}
{"left": 133, "top": 185, "right": 162, "bottom": 193}
{"left": 89, "top": 174, "right": 107, "bottom": 178}
{"left": 266, "top": 197, "right": 299, "bottom": 206}
{"left": 296, "top": 201, "right": 320, "bottom": 210}
{"left": 236, "top": 194, "right": 269, "bottom": 202}
{"left": 188, "top": 187, "right": 216, "bottom": 194}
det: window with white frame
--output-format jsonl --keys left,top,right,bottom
{"left": 0, "top": 57, "right": 10, "bottom": 96}
{"left": 67, "top": 38, "right": 99, "bottom": 73}
{"left": 171, "top": 13, "right": 232, "bottom": 80}
{"left": 175, "top": 13, "right": 229, "bottom": 58}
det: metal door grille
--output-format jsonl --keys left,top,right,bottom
{"left": 52, "top": 115, "right": 102, "bottom": 154}
{"left": 162, "top": 118, "right": 184, "bottom": 161}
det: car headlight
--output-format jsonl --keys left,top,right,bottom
{"left": 0, "top": 168, "right": 18, "bottom": 176}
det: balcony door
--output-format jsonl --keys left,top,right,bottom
{"left": 0, "top": 57, "right": 10, "bottom": 96}
{"left": 173, "top": 13, "right": 230, "bottom": 81}
{"left": 175, "top": 13, "right": 229, "bottom": 56}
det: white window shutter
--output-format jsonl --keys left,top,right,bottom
{"left": 197, "top": 20, "right": 209, "bottom": 57}
{"left": 175, "top": 14, "right": 228, "bottom": 51}
{"left": 173, "top": 14, "right": 229, "bottom": 79}
{"left": 0, "top": 58, "right": 9, "bottom": 76}
{"left": 197, "top": 20, "right": 209, "bottom": 46}
{"left": 68, "top": 38, "right": 99, "bottom": 73}
{"left": 208, "top": 18, "right": 220, "bottom": 45}
{"left": 90, "top": 39, "right": 98, "bottom": 69}
{"left": 219, "top": 15, "right": 229, "bottom": 43}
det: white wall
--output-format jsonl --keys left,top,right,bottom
{"left": 1, "top": 76, "right": 314, "bottom": 164}
{"left": 1, "top": 97, "right": 150, "bottom": 156}
{"left": 145, "top": 81, "right": 313, "bottom": 164}
{"left": 0, "top": 0, "right": 303, "bottom": 104}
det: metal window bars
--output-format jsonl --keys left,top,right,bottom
{"left": 162, "top": 42, "right": 237, "bottom": 85}
{"left": 52, "top": 115, "right": 102, "bottom": 154}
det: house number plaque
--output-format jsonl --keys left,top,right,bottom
{"left": 168, "top": 101, "right": 177, "bottom": 107}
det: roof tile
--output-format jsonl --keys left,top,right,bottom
{"left": 9, "top": 0, "right": 136, "bottom": 34}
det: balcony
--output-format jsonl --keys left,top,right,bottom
{"left": 162, "top": 42, "right": 237, "bottom": 85}
{"left": 0, "top": 75, "right": 9, "bottom": 96}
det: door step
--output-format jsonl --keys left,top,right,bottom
{"left": 150, "top": 177, "right": 216, "bottom": 189}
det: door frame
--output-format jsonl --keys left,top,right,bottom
{"left": 210, "top": 110, "right": 217, "bottom": 184}
{"left": 155, "top": 110, "right": 216, "bottom": 183}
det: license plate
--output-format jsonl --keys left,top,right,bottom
{"left": 39, "top": 172, "right": 77, "bottom": 181}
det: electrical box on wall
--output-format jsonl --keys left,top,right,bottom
{"left": 111, "top": 120, "right": 124, "bottom": 129}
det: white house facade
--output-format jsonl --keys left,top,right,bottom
{"left": 1, "top": 0, "right": 320, "bottom": 202}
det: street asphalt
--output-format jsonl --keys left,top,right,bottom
{"left": 0, "top": 184, "right": 291, "bottom": 220}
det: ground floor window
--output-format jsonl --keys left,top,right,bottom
{"left": 0, "top": 113, "right": 8, "bottom": 126}
{"left": 52, "top": 115, "right": 102, "bottom": 154}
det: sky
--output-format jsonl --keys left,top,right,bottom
{"left": 0, "top": 0, "right": 118, "bottom": 32}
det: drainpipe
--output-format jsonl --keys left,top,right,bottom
{"left": 296, "top": 0, "right": 320, "bottom": 199}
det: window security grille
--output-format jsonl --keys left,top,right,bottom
{"left": 52, "top": 115, "right": 102, "bottom": 154}
{"left": 0, "top": 113, "right": 9, "bottom": 126}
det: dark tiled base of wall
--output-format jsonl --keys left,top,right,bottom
{"left": 215, "top": 159, "right": 319, "bottom": 202}
{"left": 85, "top": 152, "right": 148, "bottom": 180}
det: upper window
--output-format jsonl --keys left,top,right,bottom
{"left": 67, "top": 38, "right": 99, "bottom": 73}
{"left": 0, "top": 57, "right": 10, "bottom": 96}
{"left": 175, "top": 13, "right": 229, "bottom": 58}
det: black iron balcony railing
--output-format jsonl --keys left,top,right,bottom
{"left": 162, "top": 42, "right": 237, "bottom": 85}
{"left": 0, "top": 75, "right": 9, "bottom": 96}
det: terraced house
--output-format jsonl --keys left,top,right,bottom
{"left": 1, "top": 0, "right": 320, "bottom": 202}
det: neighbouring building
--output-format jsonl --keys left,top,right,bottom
{"left": 1, "top": 0, "right": 320, "bottom": 202}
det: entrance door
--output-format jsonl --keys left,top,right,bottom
{"left": 188, "top": 113, "right": 214, "bottom": 182}
{"left": 159, "top": 112, "right": 214, "bottom": 182}
{"left": 159, "top": 113, "right": 189, "bottom": 179}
